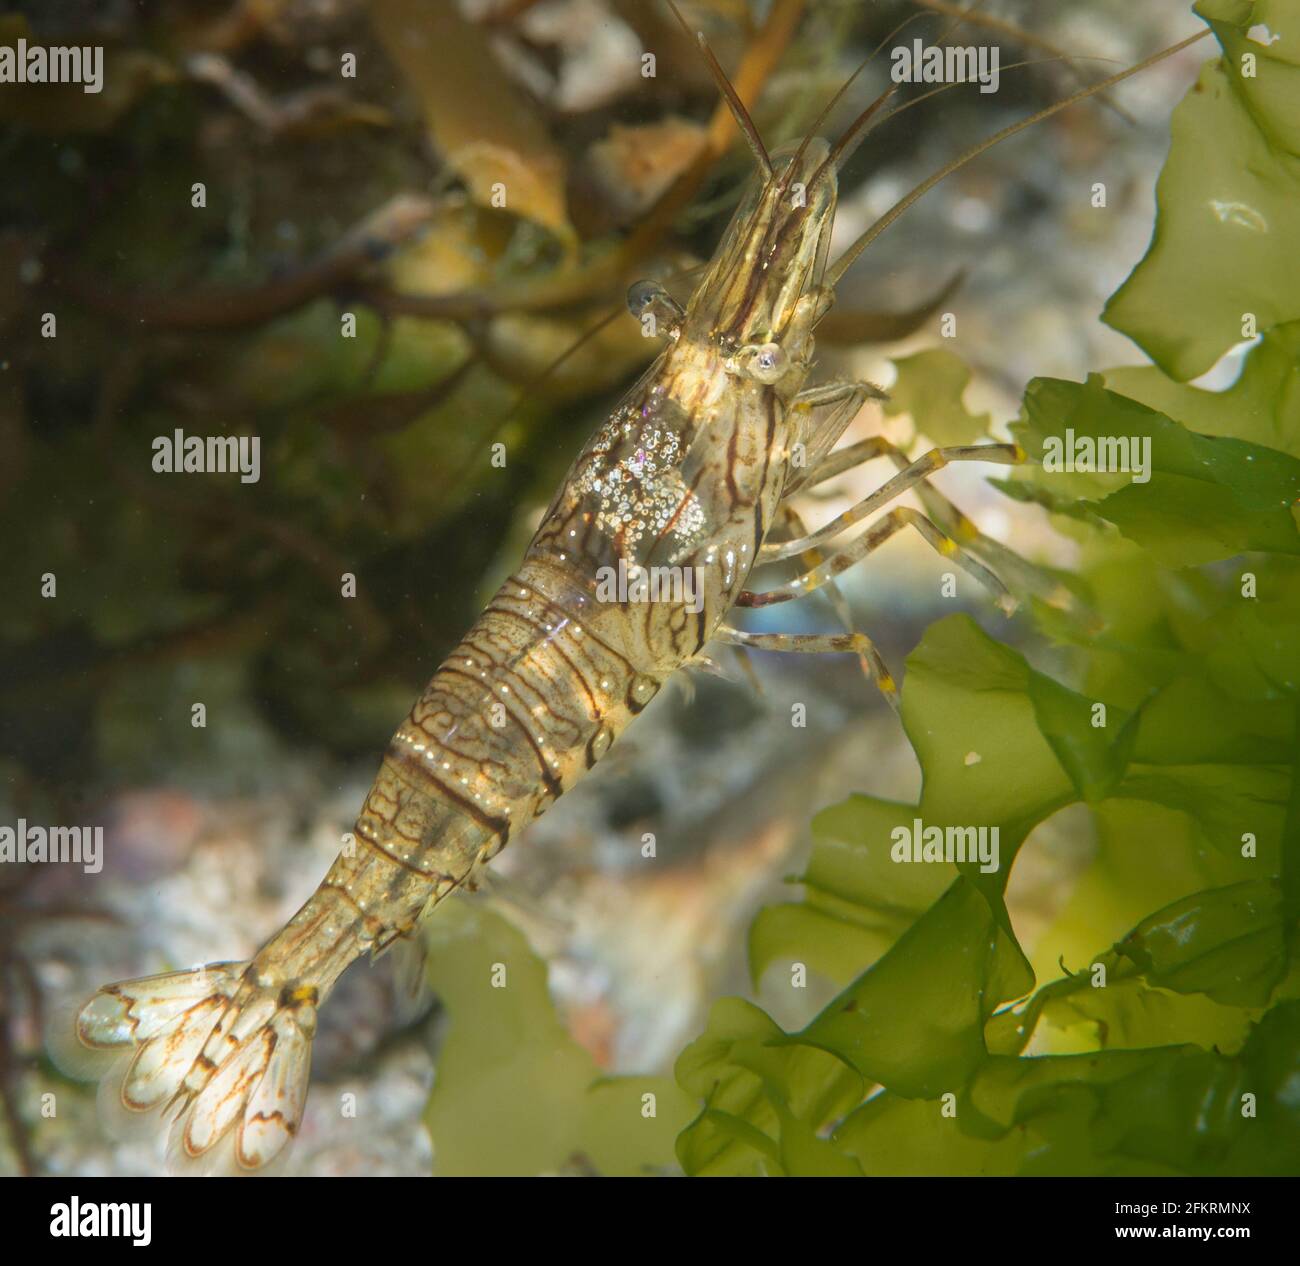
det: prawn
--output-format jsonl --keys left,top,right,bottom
{"left": 59, "top": 4, "right": 1207, "bottom": 1175}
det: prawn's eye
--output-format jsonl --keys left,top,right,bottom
{"left": 744, "top": 341, "right": 788, "bottom": 384}
{"left": 626, "top": 280, "right": 684, "bottom": 334}
{"left": 626, "top": 280, "right": 660, "bottom": 316}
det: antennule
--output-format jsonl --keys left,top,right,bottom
{"left": 781, "top": 9, "right": 940, "bottom": 192}
{"left": 665, "top": 0, "right": 773, "bottom": 178}
{"left": 807, "top": 0, "right": 994, "bottom": 189}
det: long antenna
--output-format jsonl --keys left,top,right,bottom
{"left": 913, "top": 0, "right": 1137, "bottom": 124}
{"left": 875, "top": 54, "right": 1119, "bottom": 133}
{"left": 825, "top": 27, "right": 1210, "bottom": 287}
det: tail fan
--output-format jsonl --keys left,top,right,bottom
{"left": 52, "top": 961, "right": 317, "bottom": 1175}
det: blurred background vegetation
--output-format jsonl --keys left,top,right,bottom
{"left": 1, "top": 0, "right": 1295, "bottom": 1176}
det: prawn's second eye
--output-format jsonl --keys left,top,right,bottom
{"left": 743, "top": 341, "right": 788, "bottom": 384}
{"left": 626, "top": 280, "right": 684, "bottom": 334}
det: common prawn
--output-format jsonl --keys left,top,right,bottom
{"left": 58, "top": 4, "right": 1207, "bottom": 1175}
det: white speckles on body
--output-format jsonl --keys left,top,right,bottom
{"left": 576, "top": 400, "right": 705, "bottom": 553}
